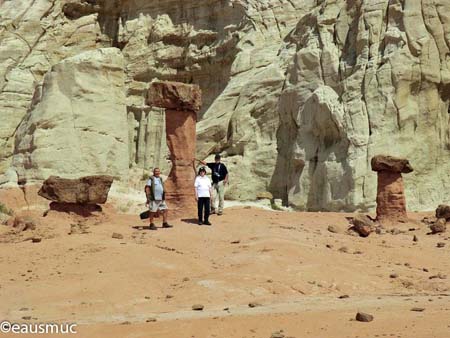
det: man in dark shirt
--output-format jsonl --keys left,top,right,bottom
{"left": 200, "top": 154, "right": 228, "bottom": 215}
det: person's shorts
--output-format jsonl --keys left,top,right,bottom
{"left": 149, "top": 200, "right": 168, "bottom": 213}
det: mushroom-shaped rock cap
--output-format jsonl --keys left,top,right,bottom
{"left": 147, "top": 81, "right": 202, "bottom": 112}
{"left": 371, "top": 155, "right": 413, "bottom": 173}
{"left": 38, "top": 175, "right": 114, "bottom": 204}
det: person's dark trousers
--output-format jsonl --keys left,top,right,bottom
{"left": 198, "top": 197, "right": 210, "bottom": 222}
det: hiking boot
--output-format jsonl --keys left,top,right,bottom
{"left": 217, "top": 212, "right": 223, "bottom": 216}
{"left": 198, "top": 221, "right": 203, "bottom": 225}
{"left": 204, "top": 221, "right": 212, "bottom": 226}
{"left": 162, "top": 222, "right": 173, "bottom": 228}
{"left": 210, "top": 209, "right": 216, "bottom": 214}
{"left": 149, "top": 223, "right": 157, "bottom": 230}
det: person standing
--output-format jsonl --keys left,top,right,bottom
{"left": 194, "top": 167, "right": 212, "bottom": 225}
{"left": 200, "top": 154, "right": 228, "bottom": 215}
{"left": 145, "top": 167, "right": 172, "bottom": 230}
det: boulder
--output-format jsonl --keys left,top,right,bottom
{"left": 350, "top": 214, "right": 374, "bottom": 237}
{"left": 8, "top": 215, "right": 38, "bottom": 232}
{"left": 38, "top": 176, "right": 114, "bottom": 205}
{"left": 436, "top": 205, "right": 450, "bottom": 220}
{"left": 371, "top": 155, "right": 414, "bottom": 173}
{"left": 430, "top": 218, "right": 446, "bottom": 234}
{"left": 355, "top": 312, "right": 374, "bottom": 322}
{"left": 148, "top": 81, "right": 202, "bottom": 112}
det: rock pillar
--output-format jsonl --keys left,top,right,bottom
{"left": 371, "top": 155, "right": 413, "bottom": 223}
{"left": 147, "top": 81, "right": 201, "bottom": 217}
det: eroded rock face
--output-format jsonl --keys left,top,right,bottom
{"left": 12, "top": 48, "right": 129, "bottom": 182}
{"left": 148, "top": 81, "right": 201, "bottom": 216}
{"left": 1, "top": 1, "right": 450, "bottom": 212}
{"left": 38, "top": 175, "right": 114, "bottom": 204}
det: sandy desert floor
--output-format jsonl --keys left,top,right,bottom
{"left": 0, "top": 188, "right": 450, "bottom": 338}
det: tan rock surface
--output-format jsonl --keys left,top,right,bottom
{"left": 11, "top": 48, "right": 129, "bottom": 182}
{"left": 0, "top": 1, "right": 450, "bottom": 212}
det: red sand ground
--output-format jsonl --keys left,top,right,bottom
{"left": 0, "top": 188, "right": 449, "bottom": 337}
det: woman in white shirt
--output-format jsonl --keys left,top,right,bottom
{"left": 194, "top": 167, "right": 212, "bottom": 225}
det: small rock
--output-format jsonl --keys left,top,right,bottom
{"left": 248, "top": 302, "right": 262, "bottom": 308}
{"left": 166, "top": 294, "right": 173, "bottom": 299}
{"left": 411, "top": 307, "right": 425, "bottom": 312}
{"left": 437, "top": 242, "right": 445, "bottom": 248}
{"left": 339, "top": 295, "right": 350, "bottom": 299}
{"left": 230, "top": 240, "right": 240, "bottom": 244}
{"left": 327, "top": 225, "right": 339, "bottom": 233}
{"left": 350, "top": 214, "right": 374, "bottom": 237}
{"left": 31, "top": 237, "right": 42, "bottom": 243}
{"left": 413, "top": 235, "right": 418, "bottom": 242}
{"left": 326, "top": 244, "right": 333, "bottom": 249}
{"left": 146, "top": 317, "right": 157, "bottom": 322}
{"left": 256, "top": 191, "right": 273, "bottom": 200}
{"left": 11, "top": 215, "right": 38, "bottom": 232}
{"left": 390, "top": 273, "right": 399, "bottom": 279}
{"left": 429, "top": 273, "right": 447, "bottom": 280}
{"left": 182, "top": 277, "right": 190, "bottom": 282}
{"left": 355, "top": 312, "right": 374, "bottom": 322}
{"left": 423, "top": 268, "right": 429, "bottom": 272}
{"left": 389, "top": 228, "right": 402, "bottom": 235}
{"left": 338, "top": 246, "right": 349, "bottom": 253}
{"left": 430, "top": 218, "right": 446, "bottom": 234}
{"left": 192, "top": 304, "right": 204, "bottom": 311}
{"left": 22, "top": 316, "right": 32, "bottom": 320}
{"left": 19, "top": 307, "right": 29, "bottom": 311}
{"left": 112, "top": 232, "right": 124, "bottom": 239}
{"left": 120, "top": 321, "right": 131, "bottom": 325}
{"left": 270, "top": 332, "right": 285, "bottom": 338}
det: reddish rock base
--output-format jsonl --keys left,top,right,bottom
{"left": 376, "top": 171, "right": 408, "bottom": 222}
{"left": 165, "top": 109, "right": 197, "bottom": 218}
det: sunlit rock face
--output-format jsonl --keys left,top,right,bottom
{"left": 1, "top": 0, "right": 449, "bottom": 211}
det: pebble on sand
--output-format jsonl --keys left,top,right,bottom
{"left": 356, "top": 312, "right": 374, "bottom": 322}
{"left": 192, "top": 304, "right": 204, "bottom": 311}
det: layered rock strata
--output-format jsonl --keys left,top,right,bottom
{"left": 371, "top": 155, "right": 413, "bottom": 222}
{"left": 0, "top": 1, "right": 449, "bottom": 212}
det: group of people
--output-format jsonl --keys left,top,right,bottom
{"left": 145, "top": 154, "right": 228, "bottom": 229}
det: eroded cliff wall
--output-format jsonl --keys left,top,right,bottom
{"left": 0, "top": 0, "right": 449, "bottom": 211}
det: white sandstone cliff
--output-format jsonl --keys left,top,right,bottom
{"left": 0, "top": 0, "right": 449, "bottom": 211}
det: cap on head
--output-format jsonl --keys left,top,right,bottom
{"left": 214, "top": 154, "right": 221, "bottom": 160}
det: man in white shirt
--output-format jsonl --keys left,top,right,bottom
{"left": 194, "top": 167, "right": 212, "bottom": 225}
